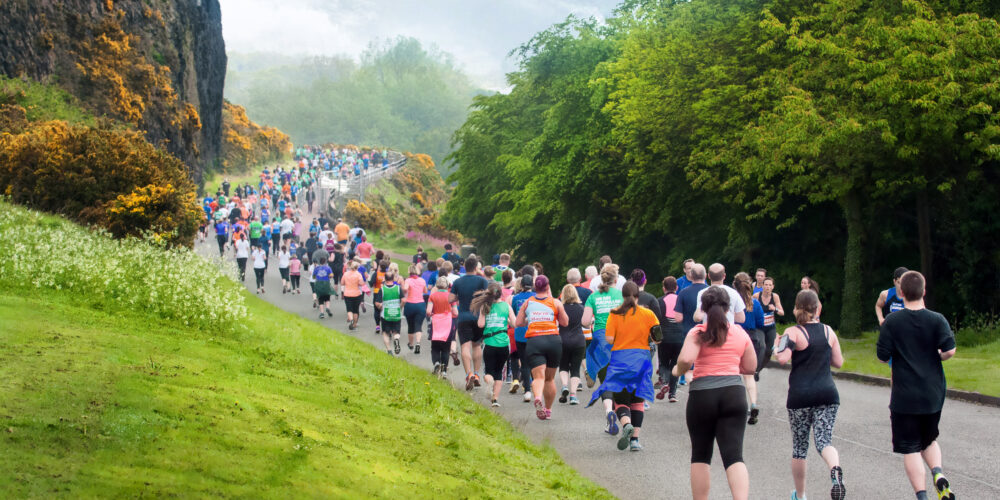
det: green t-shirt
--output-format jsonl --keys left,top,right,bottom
{"left": 381, "top": 284, "right": 402, "bottom": 322}
{"left": 492, "top": 265, "right": 509, "bottom": 283}
{"left": 249, "top": 221, "right": 263, "bottom": 239}
{"left": 483, "top": 302, "right": 510, "bottom": 348}
{"left": 584, "top": 288, "right": 623, "bottom": 332}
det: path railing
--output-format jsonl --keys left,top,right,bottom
{"left": 316, "top": 150, "right": 407, "bottom": 217}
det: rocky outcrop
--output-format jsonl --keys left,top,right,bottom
{"left": 0, "top": 0, "right": 226, "bottom": 185}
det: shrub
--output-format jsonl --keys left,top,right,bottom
{"left": 216, "top": 100, "right": 292, "bottom": 173}
{"left": 0, "top": 120, "right": 200, "bottom": 246}
{"left": 344, "top": 199, "right": 395, "bottom": 233}
{"left": 0, "top": 201, "right": 248, "bottom": 333}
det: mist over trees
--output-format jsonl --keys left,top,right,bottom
{"left": 225, "top": 37, "right": 482, "bottom": 173}
{"left": 444, "top": 0, "right": 1000, "bottom": 335}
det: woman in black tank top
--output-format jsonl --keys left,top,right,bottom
{"left": 775, "top": 289, "right": 846, "bottom": 500}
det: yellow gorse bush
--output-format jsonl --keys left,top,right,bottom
{"left": 0, "top": 201, "right": 248, "bottom": 333}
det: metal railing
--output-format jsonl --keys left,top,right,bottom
{"left": 317, "top": 150, "right": 407, "bottom": 217}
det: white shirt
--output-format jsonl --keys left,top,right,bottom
{"left": 280, "top": 219, "right": 294, "bottom": 235}
{"left": 252, "top": 249, "right": 267, "bottom": 269}
{"left": 318, "top": 230, "right": 333, "bottom": 244}
{"left": 588, "top": 274, "right": 627, "bottom": 292}
{"left": 234, "top": 239, "right": 250, "bottom": 259}
{"left": 695, "top": 284, "right": 746, "bottom": 324}
{"left": 278, "top": 251, "right": 291, "bottom": 268}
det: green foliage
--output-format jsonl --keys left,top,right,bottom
{"left": 225, "top": 38, "right": 481, "bottom": 174}
{"left": 0, "top": 76, "right": 96, "bottom": 126}
{"left": 444, "top": 0, "right": 1000, "bottom": 332}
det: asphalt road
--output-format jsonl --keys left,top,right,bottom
{"left": 197, "top": 231, "right": 1000, "bottom": 499}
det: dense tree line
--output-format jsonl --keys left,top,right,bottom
{"left": 444, "top": 0, "right": 1000, "bottom": 335}
{"left": 226, "top": 38, "right": 481, "bottom": 175}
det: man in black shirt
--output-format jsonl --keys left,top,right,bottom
{"left": 877, "top": 271, "right": 957, "bottom": 500}
{"left": 673, "top": 263, "right": 707, "bottom": 387}
{"left": 450, "top": 257, "right": 489, "bottom": 389}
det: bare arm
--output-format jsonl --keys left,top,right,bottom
{"left": 828, "top": 326, "right": 844, "bottom": 369}
{"left": 507, "top": 305, "right": 517, "bottom": 326}
{"left": 875, "top": 290, "right": 887, "bottom": 325}
{"left": 940, "top": 348, "right": 956, "bottom": 361}
{"left": 734, "top": 309, "right": 746, "bottom": 324}
{"left": 556, "top": 300, "right": 569, "bottom": 327}
{"left": 477, "top": 311, "right": 486, "bottom": 329}
{"left": 775, "top": 327, "right": 797, "bottom": 365}
{"left": 515, "top": 301, "right": 528, "bottom": 328}
{"left": 773, "top": 293, "right": 785, "bottom": 316}
{"left": 673, "top": 329, "right": 701, "bottom": 376}
{"left": 693, "top": 309, "right": 704, "bottom": 323}
{"left": 582, "top": 306, "right": 594, "bottom": 328}
{"left": 425, "top": 301, "right": 433, "bottom": 317}
{"left": 740, "top": 342, "right": 758, "bottom": 375}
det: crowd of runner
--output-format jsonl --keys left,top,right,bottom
{"left": 199, "top": 158, "right": 959, "bottom": 500}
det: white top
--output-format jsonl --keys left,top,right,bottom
{"left": 280, "top": 219, "right": 294, "bottom": 235}
{"left": 588, "top": 274, "right": 627, "bottom": 292}
{"left": 278, "top": 251, "right": 291, "bottom": 268}
{"left": 318, "top": 229, "right": 333, "bottom": 244}
{"left": 252, "top": 248, "right": 267, "bottom": 269}
{"left": 695, "top": 284, "right": 747, "bottom": 324}
{"left": 234, "top": 239, "right": 250, "bottom": 259}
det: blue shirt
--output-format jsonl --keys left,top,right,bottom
{"left": 511, "top": 291, "right": 535, "bottom": 342}
{"left": 676, "top": 276, "right": 692, "bottom": 292}
{"left": 737, "top": 298, "right": 766, "bottom": 331}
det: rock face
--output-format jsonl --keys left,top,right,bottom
{"left": 0, "top": 0, "right": 226, "bottom": 185}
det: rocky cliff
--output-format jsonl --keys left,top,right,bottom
{"left": 0, "top": 0, "right": 226, "bottom": 185}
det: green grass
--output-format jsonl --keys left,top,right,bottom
{"left": 0, "top": 206, "right": 609, "bottom": 498}
{"left": 0, "top": 75, "right": 96, "bottom": 126}
{"left": 367, "top": 231, "right": 445, "bottom": 262}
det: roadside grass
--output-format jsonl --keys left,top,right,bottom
{"left": 367, "top": 231, "right": 445, "bottom": 261}
{"left": 202, "top": 160, "right": 296, "bottom": 196}
{"left": 0, "top": 206, "right": 609, "bottom": 498}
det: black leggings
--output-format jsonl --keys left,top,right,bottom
{"left": 686, "top": 385, "right": 748, "bottom": 468}
{"left": 254, "top": 268, "right": 266, "bottom": 289}
{"left": 290, "top": 275, "right": 300, "bottom": 290}
{"left": 757, "top": 326, "right": 777, "bottom": 374}
{"left": 483, "top": 345, "right": 510, "bottom": 380}
{"left": 614, "top": 390, "right": 645, "bottom": 428}
{"left": 516, "top": 341, "right": 531, "bottom": 385}
{"left": 216, "top": 234, "right": 226, "bottom": 255}
{"left": 431, "top": 340, "right": 450, "bottom": 369}
{"left": 237, "top": 257, "right": 247, "bottom": 281}
{"left": 508, "top": 345, "right": 521, "bottom": 381}
{"left": 657, "top": 342, "right": 683, "bottom": 391}
{"left": 559, "top": 344, "right": 585, "bottom": 377}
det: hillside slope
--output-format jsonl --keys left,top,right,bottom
{"left": 0, "top": 202, "right": 607, "bottom": 499}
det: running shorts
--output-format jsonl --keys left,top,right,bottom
{"left": 403, "top": 302, "right": 426, "bottom": 333}
{"left": 890, "top": 410, "right": 941, "bottom": 454}
{"left": 525, "top": 334, "right": 562, "bottom": 369}
{"left": 483, "top": 345, "right": 510, "bottom": 380}
{"left": 344, "top": 295, "right": 362, "bottom": 314}
{"left": 457, "top": 320, "right": 484, "bottom": 344}
{"left": 558, "top": 344, "right": 586, "bottom": 377}
{"left": 316, "top": 293, "right": 330, "bottom": 304}
{"left": 279, "top": 267, "right": 290, "bottom": 280}
{"left": 382, "top": 319, "right": 401, "bottom": 335}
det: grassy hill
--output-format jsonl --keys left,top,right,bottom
{"left": 0, "top": 201, "right": 609, "bottom": 498}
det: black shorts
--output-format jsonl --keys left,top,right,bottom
{"left": 344, "top": 295, "right": 362, "bottom": 314}
{"left": 457, "top": 320, "right": 484, "bottom": 344}
{"left": 525, "top": 334, "right": 562, "bottom": 369}
{"left": 382, "top": 319, "right": 401, "bottom": 334}
{"left": 483, "top": 345, "right": 510, "bottom": 380}
{"left": 279, "top": 267, "right": 290, "bottom": 280}
{"left": 559, "top": 343, "right": 586, "bottom": 377}
{"left": 317, "top": 293, "right": 330, "bottom": 303}
{"left": 890, "top": 410, "right": 941, "bottom": 454}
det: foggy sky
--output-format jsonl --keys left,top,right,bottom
{"left": 219, "top": 0, "right": 620, "bottom": 90}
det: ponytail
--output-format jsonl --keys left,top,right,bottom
{"left": 612, "top": 282, "right": 639, "bottom": 315}
{"left": 471, "top": 281, "right": 503, "bottom": 318}
{"left": 699, "top": 286, "right": 731, "bottom": 347}
{"left": 598, "top": 264, "right": 618, "bottom": 293}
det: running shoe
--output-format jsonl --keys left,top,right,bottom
{"left": 748, "top": 405, "right": 760, "bottom": 425}
{"left": 534, "top": 398, "right": 546, "bottom": 420}
{"left": 577, "top": 382, "right": 584, "bottom": 392}
{"left": 348, "top": 324, "right": 356, "bottom": 331}
{"left": 393, "top": 339, "right": 401, "bottom": 354}
{"left": 312, "top": 298, "right": 318, "bottom": 309}
{"left": 585, "top": 371, "right": 595, "bottom": 388}
{"left": 933, "top": 471, "right": 954, "bottom": 500}
{"left": 629, "top": 439, "right": 642, "bottom": 452}
{"left": 559, "top": 386, "right": 570, "bottom": 404}
{"left": 509, "top": 380, "right": 521, "bottom": 394}
{"left": 465, "top": 374, "right": 475, "bottom": 391}
{"left": 450, "top": 351, "right": 460, "bottom": 366}
{"left": 361, "top": 303, "right": 367, "bottom": 313}
{"left": 668, "top": 394, "right": 678, "bottom": 403}
{"left": 432, "top": 363, "right": 441, "bottom": 377}
{"left": 318, "top": 313, "right": 325, "bottom": 319}
{"left": 605, "top": 411, "right": 619, "bottom": 436}
{"left": 790, "top": 490, "right": 801, "bottom": 500}
{"left": 679, "top": 374, "right": 686, "bottom": 386}
{"left": 523, "top": 391, "right": 533, "bottom": 403}
{"left": 439, "top": 370, "right": 447, "bottom": 380}
{"left": 375, "top": 326, "right": 381, "bottom": 334}
{"left": 831, "top": 465, "right": 846, "bottom": 500}
{"left": 569, "top": 395, "right": 579, "bottom": 405}
{"left": 544, "top": 408, "right": 551, "bottom": 419}
{"left": 617, "top": 423, "right": 634, "bottom": 450}
{"left": 414, "top": 344, "right": 420, "bottom": 355}
{"left": 407, "top": 343, "right": 413, "bottom": 351}
{"left": 656, "top": 384, "right": 670, "bottom": 400}
{"left": 653, "top": 380, "right": 662, "bottom": 390}
{"left": 472, "top": 374, "right": 481, "bottom": 387}
{"left": 491, "top": 399, "right": 500, "bottom": 407}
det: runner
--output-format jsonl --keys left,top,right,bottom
{"left": 426, "top": 276, "right": 457, "bottom": 378}
{"left": 473, "top": 281, "right": 514, "bottom": 407}
{"left": 694, "top": 263, "right": 746, "bottom": 324}
{"left": 251, "top": 243, "right": 268, "bottom": 294}
{"left": 733, "top": 272, "right": 765, "bottom": 424}
{"left": 774, "top": 289, "right": 846, "bottom": 500}
{"left": 288, "top": 252, "right": 301, "bottom": 294}
{"left": 876, "top": 266, "right": 909, "bottom": 326}
{"left": 655, "top": 276, "right": 683, "bottom": 402}
{"left": 214, "top": 218, "right": 229, "bottom": 256}
{"left": 312, "top": 256, "right": 334, "bottom": 319}
{"left": 582, "top": 264, "right": 624, "bottom": 433}
{"left": 753, "top": 268, "right": 767, "bottom": 295}
{"left": 588, "top": 256, "right": 627, "bottom": 291}
{"left": 494, "top": 253, "right": 511, "bottom": 283}
{"left": 877, "top": 271, "right": 957, "bottom": 500}
{"left": 451, "top": 257, "right": 490, "bottom": 390}
{"left": 233, "top": 233, "right": 249, "bottom": 281}
{"left": 800, "top": 276, "right": 822, "bottom": 318}
{"left": 334, "top": 218, "right": 350, "bottom": 245}
{"left": 278, "top": 245, "right": 291, "bottom": 293}
{"left": 342, "top": 260, "right": 365, "bottom": 331}
{"left": 401, "top": 264, "right": 426, "bottom": 354}
{"left": 378, "top": 268, "right": 403, "bottom": 355}
{"left": 516, "top": 275, "right": 569, "bottom": 420}
{"left": 673, "top": 286, "right": 756, "bottom": 500}
{"left": 753, "top": 276, "right": 784, "bottom": 383}
{"left": 370, "top": 260, "right": 387, "bottom": 335}
{"left": 588, "top": 281, "right": 661, "bottom": 451}
{"left": 509, "top": 274, "right": 535, "bottom": 400}
{"left": 330, "top": 243, "right": 345, "bottom": 298}
{"left": 676, "top": 259, "right": 695, "bottom": 291}
{"left": 557, "top": 284, "right": 586, "bottom": 406}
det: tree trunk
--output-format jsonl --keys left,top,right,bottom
{"left": 840, "top": 189, "right": 864, "bottom": 337}
{"left": 917, "top": 189, "right": 934, "bottom": 307}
